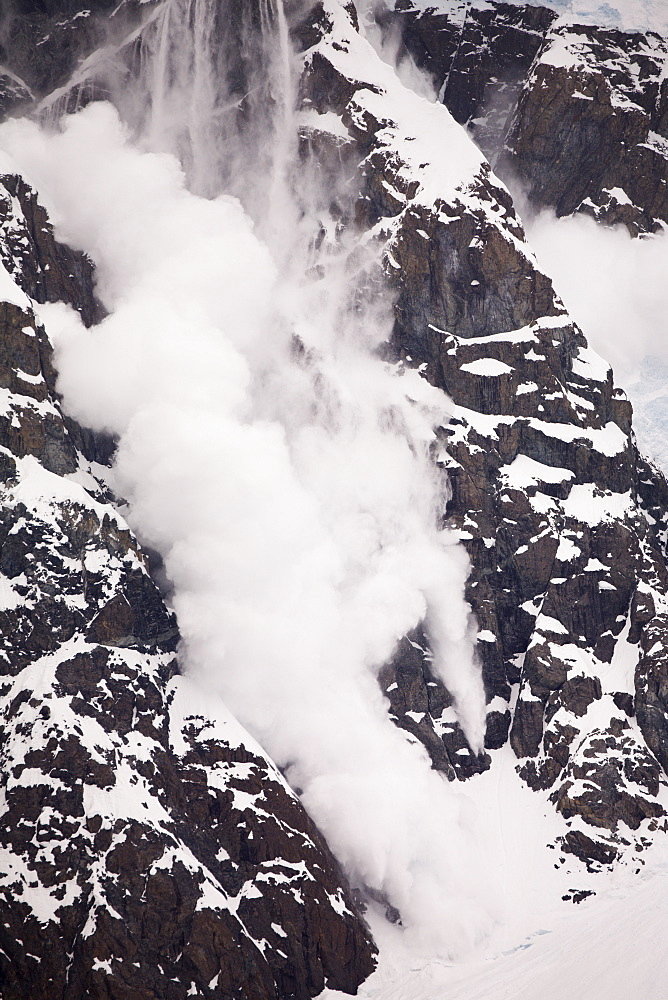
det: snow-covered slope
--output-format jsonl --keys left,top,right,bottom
{"left": 323, "top": 850, "right": 668, "bottom": 1000}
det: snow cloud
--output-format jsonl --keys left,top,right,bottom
{"left": 523, "top": 207, "right": 668, "bottom": 469}
{"left": 0, "top": 73, "right": 492, "bottom": 955}
{"left": 526, "top": 209, "right": 668, "bottom": 386}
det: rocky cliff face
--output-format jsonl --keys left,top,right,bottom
{"left": 293, "top": 0, "right": 668, "bottom": 869}
{"left": 500, "top": 22, "right": 668, "bottom": 234}
{"left": 389, "top": 0, "right": 668, "bottom": 234}
{"left": 0, "top": 170, "right": 375, "bottom": 998}
{"left": 2, "top": 0, "right": 668, "bottom": 995}
{"left": 0, "top": 0, "right": 158, "bottom": 118}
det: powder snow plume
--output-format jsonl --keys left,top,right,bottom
{"left": 524, "top": 207, "right": 668, "bottom": 472}
{"left": 0, "top": 0, "right": 494, "bottom": 953}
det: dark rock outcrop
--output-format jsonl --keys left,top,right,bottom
{"left": 500, "top": 24, "right": 668, "bottom": 234}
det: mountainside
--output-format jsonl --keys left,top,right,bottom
{"left": 388, "top": 0, "right": 668, "bottom": 233}
{"left": 299, "top": 0, "right": 668, "bottom": 869}
{"left": 1, "top": 0, "right": 668, "bottom": 997}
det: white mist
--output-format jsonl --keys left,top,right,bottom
{"left": 0, "top": 0, "right": 494, "bottom": 954}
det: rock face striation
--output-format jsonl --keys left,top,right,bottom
{"left": 0, "top": 171, "right": 375, "bottom": 997}
{"left": 2, "top": 0, "right": 668, "bottom": 995}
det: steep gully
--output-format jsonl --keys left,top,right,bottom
{"left": 0, "top": 0, "right": 668, "bottom": 997}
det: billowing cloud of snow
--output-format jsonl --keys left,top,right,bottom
{"left": 526, "top": 210, "right": 668, "bottom": 383}
{"left": 0, "top": 0, "right": 494, "bottom": 953}
{"left": 524, "top": 208, "right": 668, "bottom": 469}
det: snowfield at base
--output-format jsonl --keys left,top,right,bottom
{"left": 320, "top": 745, "right": 668, "bottom": 1000}
{"left": 321, "top": 866, "right": 668, "bottom": 1000}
